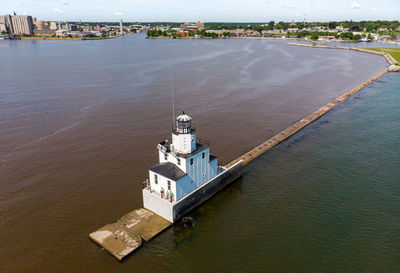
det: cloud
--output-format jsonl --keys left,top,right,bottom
{"left": 371, "top": 7, "right": 376, "bottom": 11}
{"left": 349, "top": 1, "right": 361, "bottom": 9}
{"left": 295, "top": 12, "right": 300, "bottom": 17}
{"left": 61, "top": 0, "right": 69, "bottom": 5}
{"left": 53, "top": 7, "right": 63, "bottom": 13}
{"left": 114, "top": 11, "right": 123, "bottom": 16}
{"left": 283, "top": 5, "right": 298, "bottom": 9}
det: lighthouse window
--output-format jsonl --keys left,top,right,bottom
{"left": 167, "top": 180, "right": 171, "bottom": 190}
{"left": 190, "top": 158, "right": 193, "bottom": 165}
{"left": 164, "top": 153, "right": 168, "bottom": 160}
{"left": 154, "top": 174, "right": 158, "bottom": 184}
{"left": 177, "top": 158, "right": 181, "bottom": 165}
{"left": 202, "top": 152, "right": 205, "bottom": 159}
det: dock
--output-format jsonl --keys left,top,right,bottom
{"left": 89, "top": 208, "right": 171, "bottom": 260}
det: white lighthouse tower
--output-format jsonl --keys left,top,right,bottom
{"left": 143, "top": 111, "right": 225, "bottom": 222}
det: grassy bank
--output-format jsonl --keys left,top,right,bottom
{"left": 364, "top": 47, "right": 400, "bottom": 64}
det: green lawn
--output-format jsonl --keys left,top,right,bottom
{"left": 364, "top": 47, "right": 400, "bottom": 65}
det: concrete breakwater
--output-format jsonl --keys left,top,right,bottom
{"left": 225, "top": 43, "right": 396, "bottom": 168}
{"left": 225, "top": 67, "right": 389, "bottom": 168}
{"left": 287, "top": 42, "right": 398, "bottom": 66}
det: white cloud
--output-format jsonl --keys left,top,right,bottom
{"left": 62, "top": 0, "right": 69, "bottom": 5}
{"left": 114, "top": 11, "right": 123, "bottom": 16}
{"left": 349, "top": 1, "right": 361, "bottom": 9}
{"left": 371, "top": 7, "right": 376, "bottom": 11}
{"left": 53, "top": 7, "right": 63, "bottom": 13}
{"left": 283, "top": 5, "right": 298, "bottom": 9}
{"left": 295, "top": 12, "right": 300, "bottom": 17}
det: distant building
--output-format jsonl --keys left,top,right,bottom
{"left": 33, "top": 20, "right": 46, "bottom": 29}
{"left": 0, "top": 15, "right": 33, "bottom": 34}
{"left": 50, "top": 22, "right": 60, "bottom": 30}
{"left": 120, "top": 19, "right": 123, "bottom": 35}
{"left": 0, "top": 23, "right": 6, "bottom": 33}
{"left": 196, "top": 21, "right": 204, "bottom": 29}
{"left": 11, "top": 15, "right": 34, "bottom": 34}
{"left": 55, "top": 29, "right": 68, "bottom": 36}
{"left": 33, "top": 29, "right": 56, "bottom": 36}
{"left": 287, "top": 28, "right": 298, "bottom": 32}
{"left": 0, "top": 15, "right": 14, "bottom": 34}
{"left": 336, "top": 25, "right": 344, "bottom": 31}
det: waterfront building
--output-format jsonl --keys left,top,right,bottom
{"left": 11, "top": 15, "right": 34, "bottom": 34}
{"left": 50, "top": 22, "right": 59, "bottom": 30}
{"left": 33, "top": 20, "right": 46, "bottom": 29}
{"left": 0, "top": 23, "right": 6, "bottom": 33}
{"left": 0, "top": 15, "right": 14, "bottom": 34}
{"left": 0, "top": 15, "right": 34, "bottom": 35}
{"left": 33, "top": 29, "right": 56, "bottom": 36}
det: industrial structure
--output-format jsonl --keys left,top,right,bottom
{"left": 0, "top": 14, "right": 34, "bottom": 35}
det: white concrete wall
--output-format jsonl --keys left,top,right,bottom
{"left": 149, "top": 170, "right": 177, "bottom": 199}
{"left": 143, "top": 189, "right": 174, "bottom": 222}
{"left": 158, "top": 150, "right": 187, "bottom": 173}
{"left": 172, "top": 132, "right": 196, "bottom": 154}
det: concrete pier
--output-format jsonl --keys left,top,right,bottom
{"left": 89, "top": 208, "right": 171, "bottom": 260}
{"left": 226, "top": 67, "right": 389, "bottom": 168}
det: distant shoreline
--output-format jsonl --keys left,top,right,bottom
{"left": 19, "top": 36, "right": 120, "bottom": 41}
{"left": 146, "top": 35, "right": 400, "bottom": 45}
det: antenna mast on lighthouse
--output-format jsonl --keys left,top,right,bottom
{"left": 170, "top": 74, "right": 176, "bottom": 130}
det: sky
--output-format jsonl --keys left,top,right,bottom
{"left": 0, "top": 0, "right": 399, "bottom": 22}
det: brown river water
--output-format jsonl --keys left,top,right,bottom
{"left": 0, "top": 33, "right": 388, "bottom": 272}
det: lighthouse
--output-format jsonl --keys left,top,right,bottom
{"left": 147, "top": 112, "right": 218, "bottom": 202}
{"left": 142, "top": 111, "right": 243, "bottom": 222}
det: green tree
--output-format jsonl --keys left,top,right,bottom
{"left": 268, "top": 21, "right": 275, "bottom": 28}
{"left": 310, "top": 33, "right": 319, "bottom": 40}
{"left": 328, "top": 21, "right": 337, "bottom": 29}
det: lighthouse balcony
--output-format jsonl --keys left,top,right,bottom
{"left": 158, "top": 138, "right": 210, "bottom": 158}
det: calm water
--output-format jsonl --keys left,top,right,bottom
{"left": 0, "top": 33, "right": 397, "bottom": 272}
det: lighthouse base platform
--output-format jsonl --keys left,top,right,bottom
{"left": 89, "top": 208, "right": 171, "bottom": 261}
{"left": 89, "top": 160, "right": 243, "bottom": 261}
{"left": 143, "top": 160, "right": 243, "bottom": 223}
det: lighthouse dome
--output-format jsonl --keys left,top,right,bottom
{"left": 176, "top": 112, "right": 191, "bottom": 122}
{"left": 175, "top": 111, "right": 192, "bottom": 134}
